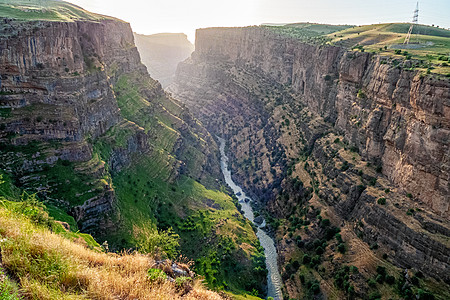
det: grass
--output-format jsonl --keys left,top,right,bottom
{"left": 327, "top": 23, "right": 450, "bottom": 75}
{"left": 265, "top": 23, "right": 351, "bottom": 44}
{"left": 94, "top": 70, "right": 266, "bottom": 295}
{"left": 105, "top": 150, "right": 265, "bottom": 294}
{"left": 0, "top": 0, "right": 113, "bottom": 22}
{"left": 0, "top": 197, "right": 222, "bottom": 299}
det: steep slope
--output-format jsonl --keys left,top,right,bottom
{"left": 171, "top": 25, "right": 450, "bottom": 299}
{"left": 0, "top": 1, "right": 266, "bottom": 296}
{"left": 0, "top": 174, "right": 223, "bottom": 300}
{"left": 134, "top": 33, "right": 194, "bottom": 87}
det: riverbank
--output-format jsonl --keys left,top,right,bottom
{"left": 218, "top": 137, "right": 283, "bottom": 300}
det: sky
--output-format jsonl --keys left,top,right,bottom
{"left": 69, "top": 0, "right": 450, "bottom": 43}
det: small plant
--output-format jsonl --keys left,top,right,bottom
{"left": 0, "top": 270, "right": 20, "bottom": 300}
{"left": 368, "top": 278, "right": 377, "bottom": 287}
{"left": 147, "top": 268, "right": 166, "bottom": 282}
{"left": 357, "top": 89, "right": 366, "bottom": 99}
{"left": 377, "top": 198, "right": 386, "bottom": 205}
{"left": 337, "top": 243, "right": 346, "bottom": 254}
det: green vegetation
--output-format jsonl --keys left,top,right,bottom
{"left": 327, "top": 23, "right": 450, "bottom": 75}
{"left": 0, "top": 175, "right": 221, "bottom": 298}
{"left": 147, "top": 268, "right": 167, "bottom": 282}
{"left": 0, "top": 0, "right": 110, "bottom": 21}
{"left": 93, "top": 72, "right": 266, "bottom": 295}
{"left": 265, "top": 23, "right": 351, "bottom": 45}
{"left": 377, "top": 197, "right": 386, "bottom": 205}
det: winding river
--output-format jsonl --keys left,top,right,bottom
{"left": 218, "top": 137, "right": 283, "bottom": 300}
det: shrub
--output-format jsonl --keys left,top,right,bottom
{"left": 135, "top": 227, "right": 180, "bottom": 259}
{"left": 147, "top": 268, "right": 167, "bottom": 282}
{"left": 310, "top": 282, "right": 320, "bottom": 294}
{"left": 376, "top": 274, "right": 384, "bottom": 283}
{"left": 341, "top": 161, "right": 349, "bottom": 171}
{"left": 417, "top": 289, "right": 435, "bottom": 300}
{"left": 337, "top": 243, "right": 346, "bottom": 254}
{"left": 357, "top": 89, "right": 366, "bottom": 99}
{"left": 376, "top": 266, "right": 386, "bottom": 276}
{"left": 368, "top": 291, "right": 382, "bottom": 300}
{"left": 302, "top": 254, "right": 311, "bottom": 265}
{"left": 368, "top": 278, "right": 377, "bottom": 287}
{"left": 385, "top": 275, "right": 396, "bottom": 285}
{"left": 320, "top": 218, "right": 330, "bottom": 227}
{"left": 377, "top": 198, "right": 386, "bottom": 205}
{"left": 315, "top": 246, "right": 324, "bottom": 255}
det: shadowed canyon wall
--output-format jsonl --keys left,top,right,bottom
{"left": 171, "top": 26, "right": 450, "bottom": 293}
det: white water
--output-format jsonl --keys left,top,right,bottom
{"left": 218, "top": 137, "right": 283, "bottom": 300}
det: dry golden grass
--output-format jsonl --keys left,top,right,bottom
{"left": 0, "top": 207, "right": 224, "bottom": 300}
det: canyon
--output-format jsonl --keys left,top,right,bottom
{"left": 171, "top": 25, "right": 450, "bottom": 299}
{"left": 0, "top": 0, "right": 449, "bottom": 298}
{"left": 0, "top": 3, "right": 266, "bottom": 297}
{"left": 134, "top": 32, "right": 194, "bottom": 87}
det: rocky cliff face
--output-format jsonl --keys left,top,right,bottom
{"left": 171, "top": 26, "right": 450, "bottom": 297}
{"left": 176, "top": 26, "right": 449, "bottom": 217}
{"left": 0, "top": 17, "right": 216, "bottom": 237}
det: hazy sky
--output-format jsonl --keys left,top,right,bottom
{"left": 70, "top": 0, "right": 450, "bottom": 42}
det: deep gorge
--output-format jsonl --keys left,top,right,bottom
{"left": 0, "top": 2, "right": 449, "bottom": 298}
{"left": 170, "top": 26, "right": 450, "bottom": 299}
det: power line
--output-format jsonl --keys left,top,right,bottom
{"left": 404, "top": 1, "right": 419, "bottom": 44}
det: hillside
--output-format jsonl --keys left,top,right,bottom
{"left": 0, "top": 174, "right": 222, "bottom": 299}
{"left": 0, "top": 1, "right": 266, "bottom": 298}
{"left": 134, "top": 33, "right": 194, "bottom": 88}
{"left": 328, "top": 23, "right": 450, "bottom": 73}
{"left": 171, "top": 24, "right": 450, "bottom": 299}
{"left": 0, "top": 0, "right": 110, "bottom": 21}
{"left": 265, "top": 22, "right": 450, "bottom": 75}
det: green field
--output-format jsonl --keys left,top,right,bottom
{"left": 266, "top": 22, "right": 450, "bottom": 75}
{"left": 0, "top": 0, "right": 112, "bottom": 21}
{"left": 328, "top": 23, "right": 450, "bottom": 75}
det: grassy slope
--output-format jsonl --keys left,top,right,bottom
{"left": 266, "top": 22, "right": 450, "bottom": 75}
{"left": 328, "top": 23, "right": 450, "bottom": 75}
{"left": 265, "top": 23, "right": 352, "bottom": 44}
{"left": 0, "top": 1, "right": 265, "bottom": 296}
{"left": 0, "top": 175, "right": 221, "bottom": 300}
{"left": 0, "top": 0, "right": 111, "bottom": 21}
{"left": 92, "top": 72, "right": 266, "bottom": 296}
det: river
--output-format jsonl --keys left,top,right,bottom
{"left": 218, "top": 137, "right": 283, "bottom": 300}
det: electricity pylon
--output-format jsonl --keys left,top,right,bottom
{"left": 404, "top": 2, "right": 419, "bottom": 44}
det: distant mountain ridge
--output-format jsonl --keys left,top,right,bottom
{"left": 134, "top": 32, "right": 194, "bottom": 88}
